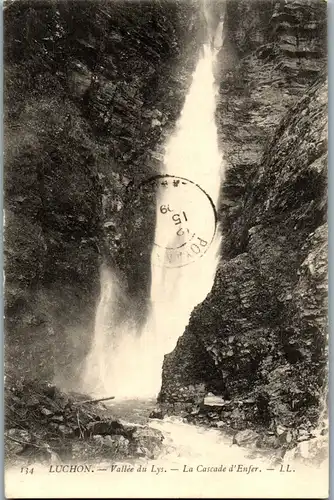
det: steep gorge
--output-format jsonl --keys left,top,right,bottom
{"left": 4, "top": 0, "right": 204, "bottom": 385}
{"left": 159, "top": 0, "right": 328, "bottom": 445}
{"left": 4, "top": 0, "right": 328, "bottom": 453}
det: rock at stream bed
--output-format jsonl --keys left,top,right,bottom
{"left": 283, "top": 435, "right": 328, "bottom": 466}
{"left": 132, "top": 427, "right": 164, "bottom": 443}
{"left": 103, "top": 435, "right": 130, "bottom": 454}
{"left": 132, "top": 427, "right": 164, "bottom": 459}
{"left": 256, "top": 434, "right": 281, "bottom": 449}
{"left": 233, "top": 429, "right": 260, "bottom": 447}
{"left": 149, "top": 408, "right": 164, "bottom": 420}
{"left": 86, "top": 420, "right": 126, "bottom": 437}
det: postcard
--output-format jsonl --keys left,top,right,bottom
{"left": 3, "top": 0, "right": 328, "bottom": 497}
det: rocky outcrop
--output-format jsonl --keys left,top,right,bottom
{"left": 160, "top": 0, "right": 327, "bottom": 444}
{"left": 160, "top": 74, "right": 327, "bottom": 439}
{"left": 4, "top": 0, "right": 203, "bottom": 383}
{"left": 217, "top": 0, "right": 327, "bottom": 256}
{"left": 5, "top": 378, "right": 165, "bottom": 464}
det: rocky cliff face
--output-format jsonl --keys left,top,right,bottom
{"left": 159, "top": 0, "right": 327, "bottom": 445}
{"left": 218, "top": 0, "right": 326, "bottom": 256}
{"left": 4, "top": 0, "right": 203, "bottom": 383}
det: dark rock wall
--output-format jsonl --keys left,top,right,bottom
{"left": 218, "top": 0, "right": 327, "bottom": 256}
{"left": 160, "top": 0, "right": 327, "bottom": 439}
{"left": 4, "top": 0, "right": 203, "bottom": 382}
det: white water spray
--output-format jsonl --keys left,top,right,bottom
{"left": 83, "top": 19, "right": 225, "bottom": 399}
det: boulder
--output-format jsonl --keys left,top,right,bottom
{"left": 132, "top": 427, "right": 164, "bottom": 459}
{"left": 233, "top": 429, "right": 260, "bottom": 447}
{"left": 86, "top": 420, "right": 125, "bottom": 436}
{"left": 284, "top": 435, "right": 328, "bottom": 466}
{"left": 149, "top": 408, "right": 164, "bottom": 420}
{"left": 102, "top": 435, "right": 130, "bottom": 454}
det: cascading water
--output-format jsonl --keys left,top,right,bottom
{"left": 117, "top": 41, "right": 224, "bottom": 398}
{"left": 82, "top": 13, "right": 224, "bottom": 399}
{"left": 16, "top": 10, "right": 326, "bottom": 496}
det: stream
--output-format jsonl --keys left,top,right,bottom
{"left": 4, "top": 0, "right": 329, "bottom": 497}
{"left": 5, "top": 396, "right": 327, "bottom": 498}
{"left": 90, "top": 398, "right": 327, "bottom": 498}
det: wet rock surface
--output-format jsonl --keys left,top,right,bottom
{"left": 160, "top": 0, "right": 327, "bottom": 453}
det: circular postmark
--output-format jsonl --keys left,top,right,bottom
{"left": 133, "top": 174, "right": 217, "bottom": 268}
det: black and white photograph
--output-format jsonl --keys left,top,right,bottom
{"left": 3, "top": 0, "right": 328, "bottom": 497}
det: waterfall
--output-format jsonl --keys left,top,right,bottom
{"left": 127, "top": 40, "right": 224, "bottom": 398}
{"left": 82, "top": 16, "right": 225, "bottom": 399}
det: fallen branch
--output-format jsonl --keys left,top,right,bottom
{"left": 7, "top": 435, "right": 42, "bottom": 449}
{"left": 76, "top": 411, "right": 84, "bottom": 439}
{"left": 73, "top": 396, "right": 115, "bottom": 406}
